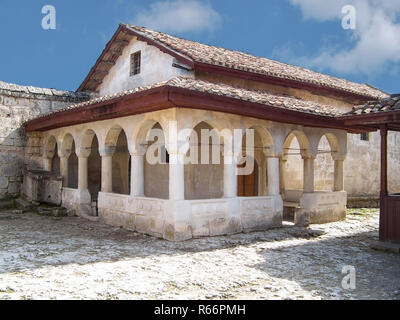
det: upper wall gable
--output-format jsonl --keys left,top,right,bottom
{"left": 97, "top": 38, "right": 194, "bottom": 96}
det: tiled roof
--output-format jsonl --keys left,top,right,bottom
{"left": 0, "top": 80, "right": 91, "bottom": 102}
{"left": 350, "top": 95, "right": 400, "bottom": 115}
{"left": 29, "top": 76, "right": 345, "bottom": 123}
{"left": 122, "top": 24, "right": 387, "bottom": 100}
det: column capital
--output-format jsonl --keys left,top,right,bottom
{"left": 99, "top": 146, "right": 115, "bottom": 157}
{"left": 301, "top": 155, "right": 316, "bottom": 161}
{"left": 332, "top": 155, "right": 346, "bottom": 161}
{"left": 130, "top": 150, "right": 146, "bottom": 157}
{"left": 76, "top": 148, "right": 91, "bottom": 158}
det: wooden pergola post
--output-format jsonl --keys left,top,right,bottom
{"left": 380, "top": 124, "right": 388, "bottom": 241}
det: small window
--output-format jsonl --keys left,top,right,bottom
{"left": 360, "top": 132, "right": 370, "bottom": 141}
{"left": 130, "top": 51, "right": 141, "bottom": 76}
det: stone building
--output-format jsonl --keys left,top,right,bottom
{"left": 2, "top": 24, "right": 399, "bottom": 240}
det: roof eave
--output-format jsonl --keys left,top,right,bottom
{"left": 25, "top": 85, "right": 371, "bottom": 133}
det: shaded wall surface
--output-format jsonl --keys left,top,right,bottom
{"left": 0, "top": 81, "right": 90, "bottom": 198}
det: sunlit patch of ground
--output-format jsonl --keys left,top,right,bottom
{"left": 0, "top": 208, "right": 399, "bottom": 300}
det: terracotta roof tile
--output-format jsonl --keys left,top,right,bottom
{"left": 350, "top": 95, "right": 400, "bottom": 115}
{"left": 123, "top": 24, "right": 387, "bottom": 100}
{"left": 29, "top": 77, "right": 345, "bottom": 124}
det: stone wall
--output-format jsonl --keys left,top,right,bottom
{"left": 0, "top": 81, "right": 90, "bottom": 198}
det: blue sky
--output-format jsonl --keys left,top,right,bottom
{"left": 0, "top": 0, "right": 399, "bottom": 93}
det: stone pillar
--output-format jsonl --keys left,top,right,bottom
{"left": 60, "top": 156, "right": 69, "bottom": 187}
{"left": 257, "top": 157, "right": 267, "bottom": 196}
{"left": 267, "top": 157, "right": 280, "bottom": 196}
{"left": 169, "top": 152, "right": 185, "bottom": 200}
{"left": 101, "top": 154, "right": 113, "bottom": 193}
{"left": 131, "top": 153, "right": 145, "bottom": 197}
{"left": 43, "top": 157, "right": 52, "bottom": 172}
{"left": 224, "top": 152, "right": 237, "bottom": 198}
{"left": 303, "top": 156, "right": 315, "bottom": 193}
{"left": 78, "top": 156, "right": 89, "bottom": 190}
{"left": 333, "top": 159, "right": 344, "bottom": 192}
{"left": 279, "top": 158, "right": 287, "bottom": 195}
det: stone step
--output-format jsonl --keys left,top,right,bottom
{"left": 37, "top": 206, "right": 68, "bottom": 217}
{"left": 52, "top": 207, "right": 68, "bottom": 217}
{"left": 15, "top": 198, "right": 33, "bottom": 212}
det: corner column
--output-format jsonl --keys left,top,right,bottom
{"left": 333, "top": 158, "right": 345, "bottom": 191}
{"left": 169, "top": 152, "right": 185, "bottom": 200}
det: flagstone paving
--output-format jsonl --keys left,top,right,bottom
{"left": 0, "top": 208, "right": 399, "bottom": 300}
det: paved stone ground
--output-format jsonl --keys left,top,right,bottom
{"left": 0, "top": 208, "right": 399, "bottom": 300}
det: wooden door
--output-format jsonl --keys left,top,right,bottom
{"left": 237, "top": 163, "right": 257, "bottom": 197}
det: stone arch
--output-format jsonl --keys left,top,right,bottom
{"left": 60, "top": 133, "right": 75, "bottom": 157}
{"left": 60, "top": 133, "right": 78, "bottom": 188}
{"left": 322, "top": 133, "right": 341, "bottom": 155}
{"left": 43, "top": 135, "right": 60, "bottom": 173}
{"left": 104, "top": 125, "right": 124, "bottom": 153}
{"left": 248, "top": 125, "right": 274, "bottom": 155}
{"left": 111, "top": 128, "right": 130, "bottom": 195}
{"left": 133, "top": 120, "right": 169, "bottom": 199}
{"left": 314, "top": 132, "right": 341, "bottom": 192}
{"left": 184, "top": 121, "right": 224, "bottom": 200}
{"left": 281, "top": 130, "right": 311, "bottom": 193}
{"left": 79, "top": 129, "right": 97, "bottom": 156}
{"left": 283, "top": 130, "right": 311, "bottom": 158}
{"left": 78, "top": 129, "right": 101, "bottom": 204}
{"left": 132, "top": 118, "right": 169, "bottom": 154}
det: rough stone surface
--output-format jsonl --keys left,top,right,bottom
{"left": 0, "top": 83, "right": 90, "bottom": 198}
{"left": 0, "top": 208, "right": 399, "bottom": 300}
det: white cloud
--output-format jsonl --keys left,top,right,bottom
{"left": 283, "top": 0, "right": 400, "bottom": 76}
{"left": 133, "top": 0, "right": 222, "bottom": 34}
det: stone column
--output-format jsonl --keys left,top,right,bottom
{"left": 60, "top": 156, "right": 69, "bottom": 187}
{"left": 131, "top": 152, "right": 145, "bottom": 197}
{"left": 169, "top": 152, "right": 185, "bottom": 200}
{"left": 101, "top": 154, "right": 113, "bottom": 193}
{"left": 279, "top": 158, "right": 287, "bottom": 195}
{"left": 303, "top": 156, "right": 315, "bottom": 193}
{"left": 333, "top": 159, "right": 345, "bottom": 192}
{"left": 267, "top": 157, "right": 280, "bottom": 196}
{"left": 78, "top": 156, "right": 89, "bottom": 190}
{"left": 224, "top": 152, "right": 237, "bottom": 198}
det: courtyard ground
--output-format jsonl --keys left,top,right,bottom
{"left": 0, "top": 208, "right": 399, "bottom": 300}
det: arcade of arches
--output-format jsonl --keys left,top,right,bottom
{"left": 36, "top": 109, "right": 347, "bottom": 241}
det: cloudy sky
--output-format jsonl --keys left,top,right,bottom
{"left": 0, "top": 0, "right": 399, "bottom": 93}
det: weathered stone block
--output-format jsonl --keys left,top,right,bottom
{"left": 0, "top": 177, "right": 9, "bottom": 189}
